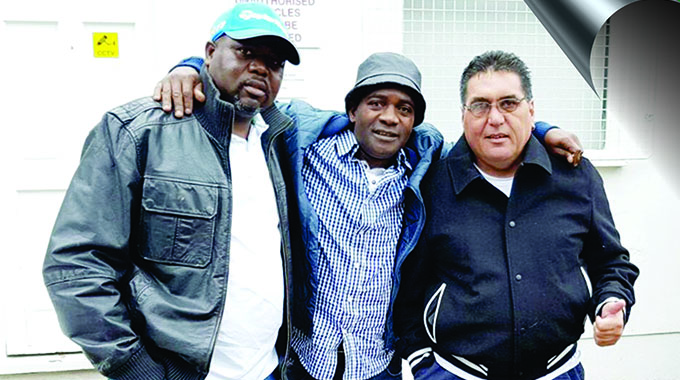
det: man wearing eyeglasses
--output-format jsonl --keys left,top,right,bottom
{"left": 394, "top": 50, "right": 639, "bottom": 380}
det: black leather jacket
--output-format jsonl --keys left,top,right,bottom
{"left": 43, "top": 68, "right": 295, "bottom": 380}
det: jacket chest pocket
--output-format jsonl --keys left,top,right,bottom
{"left": 140, "top": 177, "right": 218, "bottom": 267}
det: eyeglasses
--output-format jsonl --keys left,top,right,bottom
{"left": 463, "top": 97, "right": 528, "bottom": 118}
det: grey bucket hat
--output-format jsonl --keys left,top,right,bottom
{"left": 344, "top": 52, "right": 426, "bottom": 126}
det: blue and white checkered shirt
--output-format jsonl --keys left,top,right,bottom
{"left": 292, "top": 128, "right": 410, "bottom": 380}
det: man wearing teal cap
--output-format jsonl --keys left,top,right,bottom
{"left": 43, "top": 3, "right": 299, "bottom": 380}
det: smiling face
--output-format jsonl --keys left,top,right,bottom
{"left": 205, "top": 36, "right": 284, "bottom": 119}
{"left": 462, "top": 70, "right": 535, "bottom": 177}
{"left": 349, "top": 87, "right": 416, "bottom": 169}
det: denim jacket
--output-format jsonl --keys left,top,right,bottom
{"left": 43, "top": 67, "right": 295, "bottom": 380}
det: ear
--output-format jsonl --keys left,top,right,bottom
{"left": 204, "top": 41, "right": 216, "bottom": 66}
{"left": 348, "top": 107, "right": 357, "bottom": 123}
{"left": 528, "top": 99, "right": 535, "bottom": 124}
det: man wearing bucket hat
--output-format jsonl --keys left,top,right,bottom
{"left": 281, "top": 52, "right": 435, "bottom": 380}
{"left": 43, "top": 3, "right": 300, "bottom": 380}
{"left": 229, "top": 51, "right": 440, "bottom": 380}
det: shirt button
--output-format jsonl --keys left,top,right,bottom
{"left": 515, "top": 274, "right": 522, "bottom": 281}
{"left": 509, "top": 220, "right": 516, "bottom": 227}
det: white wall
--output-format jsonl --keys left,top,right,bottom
{"left": 0, "top": 0, "right": 676, "bottom": 379}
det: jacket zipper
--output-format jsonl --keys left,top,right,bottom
{"left": 203, "top": 114, "right": 235, "bottom": 377}
{"left": 263, "top": 122, "right": 294, "bottom": 380}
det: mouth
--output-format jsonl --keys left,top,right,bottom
{"left": 372, "top": 129, "right": 399, "bottom": 139}
{"left": 485, "top": 133, "right": 509, "bottom": 140}
{"left": 241, "top": 79, "right": 268, "bottom": 99}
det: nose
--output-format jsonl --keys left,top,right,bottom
{"left": 487, "top": 102, "right": 505, "bottom": 125}
{"left": 379, "top": 105, "right": 399, "bottom": 125}
{"left": 248, "top": 57, "right": 268, "bottom": 76}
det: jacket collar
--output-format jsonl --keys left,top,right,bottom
{"left": 449, "top": 134, "right": 552, "bottom": 195}
{"left": 193, "top": 65, "right": 237, "bottom": 147}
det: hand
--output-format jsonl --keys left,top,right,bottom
{"left": 593, "top": 299, "right": 626, "bottom": 346}
{"left": 544, "top": 128, "right": 583, "bottom": 167}
{"left": 152, "top": 66, "right": 204, "bottom": 118}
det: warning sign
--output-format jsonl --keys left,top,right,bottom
{"left": 93, "top": 32, "right": 119, "bottom": 58}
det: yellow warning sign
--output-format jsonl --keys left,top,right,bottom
{"left": 93, "top": 32, "right": 119, "bottom": 58}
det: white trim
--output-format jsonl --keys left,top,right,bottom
{"left": 580, "top": 266, "right": 593, "bottom": 297}
{"left": 434, "top": 352, "right": 486, "bottom": 380}
{"left": 536, "top": 350, "right": 581, "bottom": 380}
{"left": 450, "top": 353, "right": 489, "bottom": 376}
{"left": 547, "top": 343, "right": 575, "bottom": 369}
{"left": 595, "top": 297, "right": 624, "bottom": 318}
{"left": 407, "top": 347, "right": 433, "bottom": 367}
{"left": 435, "top": 349, "right": 580, "bottom": 380}
{"left": 424, "top": 283, "right": 447, "bottom": 344}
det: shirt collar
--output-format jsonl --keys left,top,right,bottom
{"left": 334, "top": 128, "right": 412, "bottom": 172}
{"left": 448, "top": 134, "right": 552, "bottom": 195}
{"left": 230, "top": 114, "right": 269, "bottom": 149}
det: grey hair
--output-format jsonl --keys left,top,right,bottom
{"left": 460, "top": 50, "right": 532, "bottom": 104}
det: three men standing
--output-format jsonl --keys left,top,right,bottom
{"left": 154, "top": 48, "right": 580, "bottom": 379}
{"left": 43, "top": 3, "right": 635, "bottom": 380}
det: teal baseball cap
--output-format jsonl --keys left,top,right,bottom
{"left": 210, "top": 3, "right": 300, "bottom": 65}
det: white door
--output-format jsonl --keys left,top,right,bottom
{"left": 0, "top": 0, "right": 160, "bottom": 371}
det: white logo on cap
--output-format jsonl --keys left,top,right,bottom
{"left": 239, "top": 10, "right": 286, "bottom": 33}
{"left": 210, "top": 20, "right": 226, "bottom": 36}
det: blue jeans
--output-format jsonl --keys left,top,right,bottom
{"left": 287, "top": 350, "right": 402, "bottom": 379}
{"left": 552, "top": 364, "right": 585, "bottom": 380}
{"left": 414, "top": 361, "right": 585, "bottom": 380}
{"left": 370, "top": 358, "right": 402, "bottom": 380}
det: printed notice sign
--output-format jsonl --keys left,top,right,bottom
{"left": 93, "top": 32, "right": 119, "bottom": 58}
{"left": 235, "top": 0, "right": 319, "bottom": 46}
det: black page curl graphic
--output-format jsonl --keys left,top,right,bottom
{"left": 523, "top": 0, "right": 639, "bottom": 93}
{"left": 525, "top": 0, "right": 680, "bottom": 188}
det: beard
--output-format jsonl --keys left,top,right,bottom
{"left": 233, "top": 98, "right": 260, "bottom": 119}
{"left": 221, "top": 91, "right": 262, "bottom": 119}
